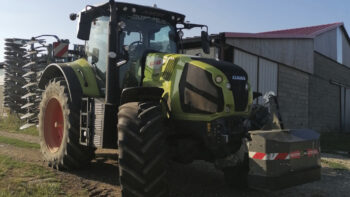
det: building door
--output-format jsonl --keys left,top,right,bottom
{"left": 341, "top": 87, "right": 350, "bottom": 132}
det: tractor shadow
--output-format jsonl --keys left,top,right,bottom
{"left": 64, "top": 151, "right": 346, "bottom": 196}
{"left": 68, "top": 152, "right": 264, "bottom": 196}
{"left": 70, "top": 149, "right": 120, "bottom": 186}
{"left": 167, "top": 161, "right": 264, "bottom": 197}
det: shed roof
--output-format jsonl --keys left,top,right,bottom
{"left": 224, "top": 22, "right": 344, "bottom": 39}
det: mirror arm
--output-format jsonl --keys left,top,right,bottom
{"left": 183, "top": 23, "right": 208, "bottom": 31}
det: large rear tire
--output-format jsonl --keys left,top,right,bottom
{"left": 38, "top": 79, "right": 94, "bottom": 169}
{"left": 118, "top": 102, "right": 167, "bottom": 197}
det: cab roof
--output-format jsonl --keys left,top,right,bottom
{"left": 87, "top": 1, "right": 185, "bottom": 24}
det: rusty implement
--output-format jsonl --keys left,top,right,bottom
{"left": 247, "top": 129, "right": 321, "bottom": 191}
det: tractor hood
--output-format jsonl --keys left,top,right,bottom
{"left": 142, "top": 53, "right": 253, "bottom": 121}
{"left": 192, "top": 57, "right": 250, "bottom": 112}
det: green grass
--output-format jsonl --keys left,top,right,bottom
{"left": 0, "top": 136, "right": 39, "bottom": 149}
{"left": 320, "top": 132, "right": 350, "bottom": 153}
{"left": 321, "top": 159, "right": 349, "bottom": 170}
{"left": 0, "top": 155, "right": 88, "bottom": 197}
{"left": 0, "top": 155, "right": 62, "bottom": 197}
{"left": 0, "top": 113, "right": 38, "bottom": 136}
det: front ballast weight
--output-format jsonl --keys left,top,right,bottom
{"left": 238, "top": 92, "right": 321, "bottom": 190}
{"left": 247, "top": 129, "right": 321, "bottom": 191}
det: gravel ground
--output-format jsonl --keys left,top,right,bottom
{"left": 0, "top": 131, "right": 349, "bottom": 197}
{"left": 168, "top": 158, "right": 350, "bottom": 197}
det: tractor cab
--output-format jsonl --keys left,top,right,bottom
{"left": 85, "top": 14, "right": 178, "bottom": 89}
{"left": 72, "top": 1, "right": 209, "bottom": 95}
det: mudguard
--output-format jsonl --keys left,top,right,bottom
{"left": 38, "top": 63, "right": 83, "bottom": 107}
{"left": 38, "top": 59, "right": 102, "bottom": 105}
{"left": 68, "top": 59, "right": 101, "bottom": 97}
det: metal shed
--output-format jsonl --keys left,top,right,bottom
{"left": 184, "top": 22, "right": 350, "bottom": 132}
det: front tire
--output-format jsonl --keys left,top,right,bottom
{"left": 118, "top": 102, "right": 167, "bottom": 197}
{"left": 38, "top": 79, "right": 94, "bottom": 169}
{"left": 221, "top": 139, "right": 249, "bottom": 190}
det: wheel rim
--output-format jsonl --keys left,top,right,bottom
{"left": 44, "top": 98, "right": 64, "bottom": 153}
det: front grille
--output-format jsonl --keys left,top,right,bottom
{"left": 226, "top": 67, "right": 249, "bottom": 112}
{"left": 230, "top": 79, "right": 248, "bottom": 111}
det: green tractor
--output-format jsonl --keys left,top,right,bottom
{"left": 37, "top": 1, "right": 321, "bottom": 196}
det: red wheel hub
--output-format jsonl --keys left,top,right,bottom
{"left": 44, "top": 98, "right": 64, "bottom": 153}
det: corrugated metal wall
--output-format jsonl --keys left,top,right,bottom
{"left": 258, "top": 58, "right": 278, "bottom": 104}
{"left": 314, "top": 29, "right": 337, "bottom": 63}
{"left": 233, "top": 49, "right": 258, "bottom": 92}
{"left": 234, "top": 49, "right": 277, "bottom": 104}
{"left": 227, "top": 38, "right": 314, "bottom": 74}
{"left": 314, "top": 27, "right": 350, "bottom": 68}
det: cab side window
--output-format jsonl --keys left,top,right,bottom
{"left": 86, "top": 16, "right": 109, "bottom": 86}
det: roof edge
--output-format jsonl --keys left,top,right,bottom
{"left": 309, "top": 22, "right": 343, "bottom": 37}
{"left": 223, "top": 32, "right": 314, "bottom": 39}
{"left": 223, "top": 22, "right": 346, "bottom": 39}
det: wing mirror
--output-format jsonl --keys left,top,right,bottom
{"left": 77, "top": 11, "right": 92, "bottom": 40}
{"left": 201, "top": 31, "right": 210, "bottom": 54}
{"left": 70, "top": 11, "right": 92, "bottom": 40}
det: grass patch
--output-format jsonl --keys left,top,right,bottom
{"left": 0, "top": 155, "right": 62, "bottom": 197}
{"left": 320, "top": 132, "right": 350, "bottom": 153}
{"left": 0, "top": 113, "right": 38, "bottom": 136}
{"left": 0, "top": 155, "right": 88, "bottom": 197}
{"left": 17, "top": 127, "right": 38, "bottom": 136}
{"left": 0, "top": 136, "right": 39, "bottom": 149}
{"left": 321, "top": 159, "right": 349, "bottom": 170}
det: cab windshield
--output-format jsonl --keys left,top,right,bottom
{"left": 85, "top": 15, "right": 177, "bottom": 89}
{"left": 118, "top": 15, "right": 177, "bottom": 88}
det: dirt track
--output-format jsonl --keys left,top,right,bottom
{"left": 1, "top": 131, "right": 350, "bottom": 197}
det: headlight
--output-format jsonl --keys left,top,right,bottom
{"left": 215, "top": 75, "right": 223, "bottom": 83}
{"left": 245, "top": 83, "right": 249, "bottom": 91}
{"left": 226, "top": 82, "right": 231, "bottom": 89}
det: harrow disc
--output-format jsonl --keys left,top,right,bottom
{"left": 3, "top": 38, "right": 29, "bottom": 114}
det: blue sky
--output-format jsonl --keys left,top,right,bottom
{"left": 0, "top": 0, "right": 349, "bottom": 62}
